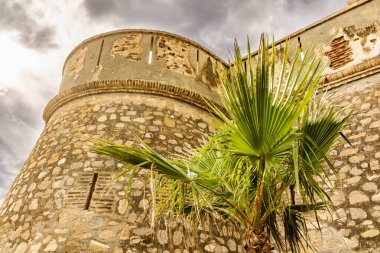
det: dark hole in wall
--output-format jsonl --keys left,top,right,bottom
{"left": 84, "top": 173, "right": 98, "bottom": 210}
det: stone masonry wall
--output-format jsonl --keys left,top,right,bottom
{"left": 0, "top": 93, "right": 243, "bottom": 253}
{"left": 299, "top": 75, "right": 380, "bottom": 253}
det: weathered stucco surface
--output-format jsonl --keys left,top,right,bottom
{"left": 111, "top": 34, "right": 143, "bottom": 61}
{"left": 199, "top": 56, "right": 225, "bottom": 89}
{"left": 58, "top": 30, "right": 226, "bottom": 103}
{"left": 156, "top": 36, "right": 195, "bottom": 77}
{"left": 324, "top": 21, "right": 380, "bottom": 71}
{"left": 66, "top": 46, "right": 88, "bottom": 79}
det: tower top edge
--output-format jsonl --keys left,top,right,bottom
{"left": 63, "top": 29, "right": 228, "bottom": 74}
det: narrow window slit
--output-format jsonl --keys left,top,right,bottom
{"left": 148, "top": 36, "right": 154, "bottom": 64}
{"left": 297, "top": 36, "right": 304, "bottom": 61}
{"left": 96, "top": 40, "right": 104, "bottom": 67}
{"left": 196, "top": 49, "right": 199, "bottom": 75}
{"left": 84, "top": 173, "right": 98, "bottom": 210}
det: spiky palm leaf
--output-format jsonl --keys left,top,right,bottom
{"left": 92, "top": 35, "right": 349, "bottom": 252}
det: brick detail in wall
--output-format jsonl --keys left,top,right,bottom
{"left": 325, "top": 36, "right": 353, "bottom": 70}
{"left": 66, "top": 172, "right": 114, "bottom": 212}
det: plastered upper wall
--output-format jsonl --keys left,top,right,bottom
{"left": 245, "top": 0, "right": 380, "bottom": 89}
{"left": 50, "top": 1, "right": 380, "bottom": 124}
{"left": 60, "top": 30, "right": 226, "bottom": 103}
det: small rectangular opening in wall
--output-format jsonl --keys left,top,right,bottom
{"left": 148, "top": 36, "right": 154, "bottom": 64}
{"left": 196, "top": 49, "right": 199, "bottom": 75}
{"left": 96, "top": 40, "right": 104, "bottom": 67}
{"left": 84, "top": 173, "right": 98, "bottom": 210}
{"left": 297, "top": 36, "right": 304, "bottom": 61}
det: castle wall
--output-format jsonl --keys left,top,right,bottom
{"left": 0, "top": 92, "right": 243, "bottom": 253}
{"left": 301, "top": 74, "right": 380, "bottom": 253}
{"left": 0, "top": 31, "right": 241, "bottom": 253}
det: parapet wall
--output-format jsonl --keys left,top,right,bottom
{"left": 61, "top": 29, "right": 226, "bottom": 94}
{"left": 50, "top": 30, "right": 226, "bottom": 123}
{"left": 245, "top": 0, "right": 380, "bottom": 91}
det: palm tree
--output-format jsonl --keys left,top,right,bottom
{"left": 93, "top": 35, "right": 349, "bottom": 253}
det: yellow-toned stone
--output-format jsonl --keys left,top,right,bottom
{"left": 164, "top": 118, "right": 176, "bottom": 128}
{"left": 119, "top": 224, "right": 130, "bottom": 240}
{"left": 361, "top": 229, "right": 380, "bottom": 238}
{"left": 88, "top": 240, "right": 110, "bottom": 252}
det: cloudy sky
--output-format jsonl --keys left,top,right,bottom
{"left": 0, "top": 0, "right": 347, "bottom": 203}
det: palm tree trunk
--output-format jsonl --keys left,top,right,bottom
{"left": 245, "top": 229, "right": 272, "bottom": 253}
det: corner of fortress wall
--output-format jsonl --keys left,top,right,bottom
{"left": 0, "top": 0, "right": 379, "bottom": 252}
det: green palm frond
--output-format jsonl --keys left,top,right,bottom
{"left": 92, "top": 139, "right": 249, "bottom": 225}
{"left": 211, "top": 38, "right": 324, "bottom": 185}
{"left": 283, "top": 207, "right": 308, "bottom": 253}
{"left": 93, "top": 140, "right": 190, "bottom": 181}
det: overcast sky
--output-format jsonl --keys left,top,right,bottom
{"left": 0, "top": 0, "right": 347, "bottom": 203}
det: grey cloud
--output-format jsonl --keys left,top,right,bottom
{"left": 0, "top": 1, "right": 57, "bottom": 50}
{"left": 285, "top": 0, "right": 315, "bottom": 10}
{"left": 0, "top": 134, "right": 26, "bottom": 204}
{"left": 0, "top": 75, "right": 53, "bottom": 203}
{"left": 83, "top": 0, "right": 117, "bottom": 17}
{"left": 82, "top": 0, "right": 345, "bottom": 59}
{"left": 0, "top": 89, "right": 44, "bottom": 203}
{"left": 0, "top": 74, "right": 54, "bottom": 127}
{"left": 0, "top": 137, "right": 22, "bottom": 188}
{"left": 82, "top": 0, "right": 231, "bottom": 54}
{"left": 1, "top": 89, "right": 40, "bottom": 127}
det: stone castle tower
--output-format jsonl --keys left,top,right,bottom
{"left": 0, "top": 0, "right": 379, "bottom": 252}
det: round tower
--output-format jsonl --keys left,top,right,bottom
{"left": 0, "top": 30, "right": 243, "bottom": 252}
